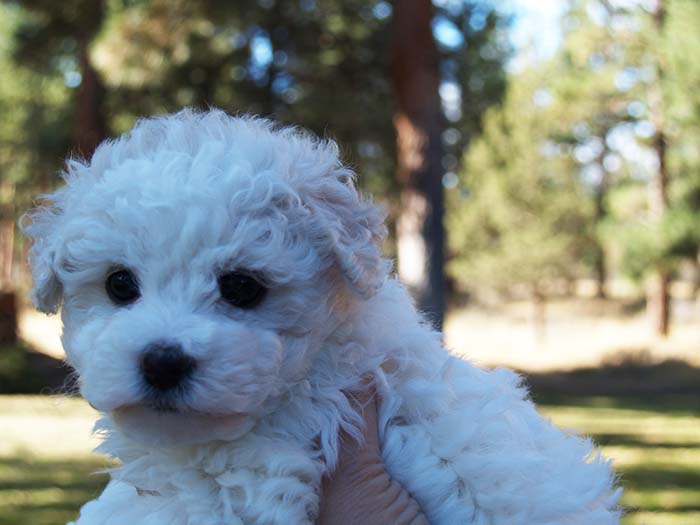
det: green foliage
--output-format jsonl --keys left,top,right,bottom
{"left": 613, "top": 207, "right": 700, "bottom": 281}
{"left": 0, "top": 0, "right": 509, "bottom": 249}
{"left": 448, "top": 68, "right": 592, "bottom": 294}
{"left": 450, "top": 0, "right": 700, "bottom": 298}
{"left": 0, "top": 0, "right": 511, "bottom": 317}
{"left": 604, "top": 0, "right": 700, "bottom": 281}
{"left": 0, "top": 4, "right": 72, "bottom": 208}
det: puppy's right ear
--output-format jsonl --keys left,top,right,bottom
{"left": 20, "top": 205, "right": 63, "bottom": 314}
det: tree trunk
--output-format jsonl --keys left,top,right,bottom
{"left": 647, "top": 0, "right": 670, "bottom": 337}
{"left": 592, "top": 165, "right": 608, "bottom": 299}
{"left": 591, "top": 127, "right": 612, "bottom": 300}
{"left": 0, "top": 219, "right": 13, "bottom": 286}
{"left": 693, "top": 249, "right": 700, "bottom": 296}
{"left": 532, "top": 286, "right": 546, "bottom": 344}
{"left": 0, "top": 182, "right": 16, "bottom": 346}
{"left": 648, "top": 271, "right": 670, "bottom": 336}
{"left": 391, "top": 0, "right": 445, "bottom": 329}
{"left": 0, "top": 291, "right": 17, "bottom": 346}
{"left": 73, "top": 0, "right": 107, "bottom": 158}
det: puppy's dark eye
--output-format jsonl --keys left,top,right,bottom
{"left": 218, "top": 271, "right": 266, "bottom": 309}
{"left": 106, "top": 269, "right": 140, "bottom": 305}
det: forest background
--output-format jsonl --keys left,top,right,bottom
{"left": 1, "top": 1, "right": 700, "bottom": 524}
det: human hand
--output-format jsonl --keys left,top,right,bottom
{"left": 317, "top": 382, "right": 429, "bottom": 525}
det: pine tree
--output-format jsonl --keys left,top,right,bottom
{"left": 448, "top": 67, "right": 591, "bottom": 332}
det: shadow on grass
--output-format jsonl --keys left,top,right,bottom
{"left": 523, "top": 357, "right": 700, "bottom": 523}
{"left": 0, "top": 455, "right": 110, "bottom": 525}
{"left": 0, "top": 343, "right": 75, "bottom": 395}
{"left": 622, "top": 465, "right": 700, "bottom": 491}
{"left": 591, "top": 433, "right": 700, "bottom": 449}
{"left": 523, "top": 355, "right": 700, "bottom": 411}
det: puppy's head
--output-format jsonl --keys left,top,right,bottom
{"left": 23, "top": 109, "right": 387, "bottom": 446}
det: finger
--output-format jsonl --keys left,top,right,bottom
{"left": 359, "top": 386, "right": 379, "bottom": 450}
{"left": 334, "top": 379, "right": 380, "bottom": 464}
{"left": 348, "top": 375, "right": 376, "bottom": 407}
{"left": 346, "top": 378, "right": 380, "bottom": 439}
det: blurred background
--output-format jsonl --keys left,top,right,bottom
{"left": 1, "top": 0, "right": 699, "bottom": 523}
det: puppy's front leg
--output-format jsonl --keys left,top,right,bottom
{"left": 377, "top": 356, "right": 620, "bottom": 525}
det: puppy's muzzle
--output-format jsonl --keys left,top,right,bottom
{"left": 140, "top": 342, "right": 196, "bottom": 392}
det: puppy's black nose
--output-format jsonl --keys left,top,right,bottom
{"left": 140, "top": 343, "right": 196, "bottom": 391}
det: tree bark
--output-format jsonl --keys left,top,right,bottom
{"left": 593, "top": 170, "right": 608, "bottom": 299}
{"left": 593, "top": 155, "right": 609, "bottom": 299}
{"left": 0, "top": 219, "right": 12, "bottom": 288}
{"left": 647, "top": 0, "right": 670, "bottom": 337}
{"left": 0, "top": 291, "right": 17, "bottom": 346}
{"left": 391, "top": 0, "right": 445, "bottom": 329}
{"left": 532, "top": 286, "right": 546, "bottom": 344}
{"left": 0, "top": 182, "right": 16, "bottom": 346}
{"left": 648, "top": 271, "right": 670, "bottom": 336}
{"left": 73, "top": 0, "right": 107, "bottom": 158}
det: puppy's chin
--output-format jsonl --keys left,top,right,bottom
{"left": 112, "top": 406, "right": 255, "bottom": 448}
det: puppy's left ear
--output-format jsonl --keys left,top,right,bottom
{"left": 303, "top": 166, "right": 389, "bottom": 298}
{"left": 20, "top": 204, "right": 64, "bottom": 314}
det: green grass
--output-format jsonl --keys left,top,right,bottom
{"left": 1, "top": 395, "right": 698, "bottom": 524}
{"left": 0, "top": 396, "right": 111, "bottom": 525}
{"left": 0, "top": 456, "right": 109, "bottom": 525}
{"left": 539, "top": 395, "right": 700, "bottom": 524}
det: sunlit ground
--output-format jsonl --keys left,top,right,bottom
{"left": 446, "top": 296, "right": 700, "bottom": 372}
{"left": 1, "top": 395, "right": 698, "bottom": 524}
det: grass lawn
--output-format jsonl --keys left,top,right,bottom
{"left": 1, "top": 395, "right": 698, "bottom": 524}
{"left": 0, "top": 396, "right": 110, "bottom": 525}
{"left": 538, "top": 395, "right": 700, "bottom": 525}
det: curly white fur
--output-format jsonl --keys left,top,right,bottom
{"left": 23, "top": 109, "right": 621, "bottom": 525}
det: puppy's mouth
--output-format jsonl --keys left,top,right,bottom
{"left": 137, "top": 381, "right": 230, "bottom": 416}
{"left": 114, "top": 397, "right": 248, "bottom": 418}
{"left": 111, "top": 404, "right": 256, "bottom": 447}
{"left": 141, "top": 397, "right": 181, "bottom": 414}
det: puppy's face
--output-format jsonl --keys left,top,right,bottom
{"left": 24, "top": 111, "right": 386, "bottom": 446}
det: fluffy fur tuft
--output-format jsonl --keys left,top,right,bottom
{"left": 23, "top": 109, "right": 621, "bottom": 525}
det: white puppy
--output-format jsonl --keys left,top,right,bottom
{"left": 23, "top": 109, "right": 620, "bottom": 525}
